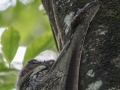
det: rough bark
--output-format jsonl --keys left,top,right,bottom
{"left": 37, "top": 0, "right": 120, "bottom": 90}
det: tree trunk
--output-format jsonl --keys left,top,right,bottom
{"left": 37, "top": 0, "right": 120, "bottom": 90}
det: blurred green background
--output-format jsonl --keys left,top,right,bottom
{"left": 0, "top": 0, "right": 56, "bottom": 89}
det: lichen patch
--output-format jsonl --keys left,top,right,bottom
{"left": 86, "top": 80, "right": 103, "bottom": 90}
{"left": 86, "top": 69, "right": 95, "bottom": 77}
{"left": 64, "top": 12, "right": 74, "bottom": 34}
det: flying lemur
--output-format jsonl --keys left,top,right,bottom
{"left": 16, "top": 59, "right": 55, "bottom": 90}
{"left": 16, "top": 0, "right": 99, "bottom": 90}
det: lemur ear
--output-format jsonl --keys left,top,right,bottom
{"left": 42, "top": 60, "right": 55, "bottom": 67}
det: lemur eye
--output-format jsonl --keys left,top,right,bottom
{"left": 21, "top": 68, "right": 29, "bottom": 76}
{"left": 28, "top": 59, "right": 39, "bottom": 64}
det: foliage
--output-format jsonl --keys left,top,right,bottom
{"left": 0, "top": 0, "right": 56, "bottom": 89}
{"left": 24, "top": 32, "right": 54, "bottom": 64}
{"left": 1, "top": 27, "right": 20, "bottom": 65}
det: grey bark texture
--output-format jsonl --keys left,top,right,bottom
{"left": 37, "top": 0, "right": 120, "bottom": 90}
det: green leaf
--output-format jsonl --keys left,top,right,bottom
{"left": 23, "top": 32, "right": 53, "bottom": 64}
{"left": 1, "top": 27, "right": 20, "bottom": 64}
{"left": 0, "top": 70, "right": 18, "bottom": 90}
{"left": 0, "top": 53, "right": 8, "bottom": 71}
